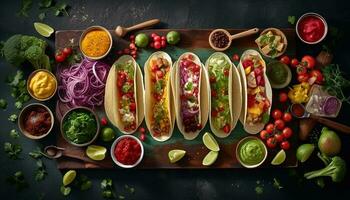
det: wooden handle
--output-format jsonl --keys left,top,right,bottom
{"left": 230, "top": 28, "right": 259, "bottom": 40}
{"left": 126, "top": 19, "right": 160, "bottom": 32}
{"left": 63, "top": 152, "right": 110, "bottom": 168}
{"left": 310, "top": 115, "right": 350, "bottom": 134}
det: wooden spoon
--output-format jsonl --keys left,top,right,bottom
{"left": 209, "top": 28, "right": 259, "bottom": 51}
{"left": 115, "top": 19, "right": 160, "bottom": 37}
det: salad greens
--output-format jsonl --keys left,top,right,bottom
{"left": 4, "top": 142, "right": 22, "bottom": 160}
{"left": 63, "top": 111, "right": 97, "bottom": 144}
{"left": 7, "top": 171, "right": 29, "bottom": 191}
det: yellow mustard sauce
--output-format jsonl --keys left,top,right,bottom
{"left": 29, "top": 71, "right": 56, "bottom": 99}
{"left": 81, "top": 30, "right": 110, "bottom": 57}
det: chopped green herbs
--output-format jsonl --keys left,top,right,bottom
{"left": 101, "top": 179, "right": 116, "bottom": 199}
{"left": 0, "top": 98, "right": 8, "bottom": 109}
{"left": 60, "top": 185, "right": 71, "bottom": 196}
{"left": 10, "top": 129, "right": 20, "bottom": 139}
{"left": 4, "top": 142, "right": 22, "bottom": 160}
{"left": 7, "top": 171, "right": 28, "bottom": 191}
{"left": 8, "top": 114, "right": 18, "bottom": 122}
{"left": 63, "top": 111, "right": 97, "bottom": 144}
{"left": 288, "top": 15, "right": 296, "bottom": 25}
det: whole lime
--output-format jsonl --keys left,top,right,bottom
{"left": 135, "top": 33, "right": 149, "bottom": 48}
{"left": 100, "top": 127, "right": 115, "bottom": 142}
{"left": 166, "top": 31, "right": 181, "bottom": 45}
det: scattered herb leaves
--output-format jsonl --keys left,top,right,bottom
{"left": 15, "top": 101, "right": 23, "bottom": 109}
{"left": 53, "top": 2, "right": 69, "bottom": 16}
{"left": 7, "top": 171, "right": 28, "bottom": 191}
{"left": 60, "top": 185, "right": 71, "bottom": 196}
{"left": 7, "top": 71, "right": 31, "bottom": 105}
{"left": 288, "top": 15, "right": 296, "bottom": 25}
{"left": 255, "top": 185, "right": 264, "bottom": 195}
{"left": 73, "top": 174, "right": 92, "bottom": 191}
{"left": 17, "top": 0, "right": 33, "bottom": 17}
{"left": 8, "top": 114, "right": 18, "bottom": 122}
{"left": 273, "top": 178, "right": 283, "bottom": 189}
{"left": 10, "top": 129, "right": 20, "bottom": 139}
{"left": 39, "top": 0, "right": 52, "bottom": 8}
{"left": 29, "top": 148, "right": 47, "bottom": 182}
{"left": 0, "top": 98, "right": 8, "bottom": 109}
{"left": 29, "top": 148, "right": 43, "bottom": 159}
{"left": 38, "top": 12, "right": 46, "bottom": 21}
{"left": 4, "top": 142, "right": 22, "bottom": 159}
{"left": 101, "top": 179, "right": 116, "bottom": 199}
{"left": 322, "top": 64, "right": 350, "bottom": 104}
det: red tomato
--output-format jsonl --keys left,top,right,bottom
{"left": 267, "top": 137, "right": 277, "bottom": 148}
{"left": 224, "top": 69, "right": 229, "bottom": 76}
{"left": 274, "top": 133, "right": 284, "bottom": 142}
{"left": 280, "top": 141, "right": 290, "bottom": 150}
{"left": 140, "top": 133, "right": 145, "bottom": 141}
{"left": 123, "top": 48, "right": 130, "bottom": 54}
{"left": 290, "top": 58, "right": 299, "bottom": 68}
{"left": 280, "top": 55, "right": 291, "bottom": 65}
{"left": 282, "top": 112, "right": 292, "bottom": 122}
{"left": 211, "top": 90, "right": 217, "bottom": 97}
{"left": 100, "top": 117, "right": 108, "bottom": 126}
{"left": 55, "top": 52, "right": 66, "bottom": 62}
{"left": 161, "top": 40, "right": 167, "bottom": 48}
{"left": 223, "top": 124, "right": 230, "bottom": 133}
{"left": 139, "top": 127, "right": 146, "bottom": 134}
{"left": 209, "top": 76, "right": 216, "bottom": 83}
{"left": 260, "top": 130, "right": 269, "bottom": 140}
{"left": 309, "top": 69, "right": 324, "bottom": 84}
{"left": 154, "top": 36, "right": 161, "bottom": 42}
{"left": 279, "top": 92, "right": 288, "bottom": 103}
{"left": 129, "top": 35, "right": 135, "bottom": 40}
{"left": 156, "top": 70, "right": 164, "bottom": 78}
{"left": 161, "top": 36, "right": 166, "bottom": 41}
{"left": 151, "top": 33, "right": 157, "bottom": 38}
{"left": 265, "top": 123, "right": 275, "bottom": 134}
{"left": 151, "top": 64, "right": 158, "bottom": 72}
{"left": 272, "top": 109, "right": 283, "bottom": 120}
{"left": 301, "top": 55, "right": 316, "bottom": 69}
{"left": 296, "top": 66, "right": 307, "bottom": 75}
{"left": 154, "top": 41, "right": 161, "bottom": 49}
{"left": 298, "top": 73, "right": 309, "bottom": 83}
{"left": 274, "top": 119, "right": 285, "bottom": 130}
{"left": 282, "top": 127, "right": 293, "bottom": 139}
{"left": 62, "top": 47, "right": 72, "bottom": 56}
{"left": 211, "top": 110, "right": 218, "bottom": 117}
{"left": 129, "top": 43, "right": 136, "bottom": 50}
{"left": 196, "top": 123, "right": 202, "bottom": 130}
{"left": 232, "top": 54, "right": 240, "bottom": 61}
{"left": 129, "top": 102, "right": 136, "bottom": 111}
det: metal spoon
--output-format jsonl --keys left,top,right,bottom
{"left": 290, "top": 103, "right": 350, "bottom": 134}
{"left": 43, "top": 145, "right": 110, "bottom": 167}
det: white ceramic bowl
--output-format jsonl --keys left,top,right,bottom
{"left": 296, "top": 12, "right": 328, "bottom": 45}
{"left": 110, "top": 135, "right": 144, "bottom": 168}
{"left": 235, "top": 136, "right": 268, "bottom": 168}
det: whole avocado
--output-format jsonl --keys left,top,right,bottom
{"left": 318, "top": 127, "right": 341, "bottom": 157}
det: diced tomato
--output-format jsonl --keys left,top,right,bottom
{"left": 209, "top": 76, "right": 216, "bottom": 83}
{"left": 129, "top": 102, "right": 136, "bottom": 111}
{"left": 211, "top": 110, "right": 218, "bottom": 117}
{"left": 151, "top": 64, "right": 158, "bottom": 72}
{"left": 256, "top": 75, "right": 265, "bottom": 86}
{"left": 224, "top": 69, "right": 229, "bottom": 76}
{"left": 211, "top": 90, "right": 217, "bottom": 97}
{"left": 247, "top": 95, "right": 255, "bottom": 108}
{"left": 156, "top": 70, "right": 164, "bottom": 78}
{"left": 254, "top": 67, "right": 263, "bottom": 76}
{"left": 242, "top": 59, "right": 254, "bottom": 69}
{"left": 223, "top": 124, "right": 230, "bottom": 133}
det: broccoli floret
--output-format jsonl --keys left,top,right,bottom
{"left": 304, "top": 156, "right": 347, "bottom": 183}
{"left": 1, "top": 34, "right": 50, "bottom": 70}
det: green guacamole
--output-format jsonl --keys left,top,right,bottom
{"left": 239, "top": 138, "right": 266, "bottom": 166}
{"left": 267, "top": 62, "right": 288, "bottom": 85}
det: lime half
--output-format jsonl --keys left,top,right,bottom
{"left": 202, "top": 151, "right": 218, "bottom": 166}
{"left": 168, "top": 149, "right": 186, "bottom": 163}
{"left": 86, "top": 145, "right": 107, "bottom": 161}
{"left": 63, "top": 170, "right": 76, "bottom": 186}
{"left": 34, "top": 22, "right": 54, "bottom": 37}
{"left": 202, "top": 132, "right": 220, "bottom": 152}
{"left": 271, "top": 149, "right": 286, "bottom": 165}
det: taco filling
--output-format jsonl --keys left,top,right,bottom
{"left": 179, "top": 55, "right": 202, "bottom": 133}
{"left": 149, "top": 56, "right": 171, "bottom": 137}
{"left": 116, "top": 60, "right": 137, "bottom": 132}
{"left": 242, "top": 54, "right": 270, "bottom": 125}
{"left": 208, "top": 55, "right": 231, "bottom": 134}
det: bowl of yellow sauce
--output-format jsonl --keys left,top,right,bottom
{"left": 79, "top": 26, "right": 113, "bottom": 60}
{"left": 27, "top": 69, "right": 57, "bottom": 101}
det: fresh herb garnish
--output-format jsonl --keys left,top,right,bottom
{"left": 60, "top": 185, "right": 71, "bottom": 196}
{"left": 273, "top": 178, "right": 283, "bottom": 189}
{"left": 7, "top": 71, "right": 31, "bottom": 104}
{"left": 17, "top": 0, "right": 33, "bottom": 17}
{"left": 53, "top": 2, "right": 69, "bottom": 16}
{"left": 73, "top": 174, "right": 92, "bottom": 191}
{"left": 39, "top": 0, "right": 52, "bottom": 8}
{"left": 29, "top": 148, "right": 43, "bottom": 159}
{"left": 0, "top": 98, "right": 8, "bottom": 109}
{"left": 34, "top": 159, "right": 47, "bottom": 181}
{"left": 38, "top": 12, "right": 46, "bottom": 21}
{"left": 101, "top": 179, "right": 116, "bottom": 199}
{"left": 322, "top": 64, "right": 350, "bottom": 104}
{"left": 288, "top": 15, "right": 296, "bottom": 25}
{"left": 8, "top": 114, "right": 18, "bottom": 122}
{"left": 4, "top": 142, "right": 22, "bottom": 160}
{"left": 7, "top": 171, "right": 29, "bottom": 191}
{"left": 10, "top": 129, "right": 20, "bottom": 139}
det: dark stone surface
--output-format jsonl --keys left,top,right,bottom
{"left": 0, "top": 0, "right": 349, "bottom": 199}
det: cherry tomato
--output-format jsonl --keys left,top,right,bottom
{"left": 274, "top": 119, "right": 285, "bottom": 130}
{"left": 282, "top": 112, "right": 292, "bottom": 122}
{"left": 129, "top": 43, "right": 136, "bottom": 50}
{"left": 301, "top": 55, "right": 316, "bottom": 69}
{"left": 129, "top": 102, "right": 136, "bottom": 111}
{"left": 280, "top": 55, "right": 291, "bottom": 65}
{"left": 154, "top": 36, "right": 161, "bottom": 42}
{"left": 309, "top": 69, "right": 324, "bottom": 84}
{"left": 139, "top": 127, "right": 146, "bottom": 134}
{"left": 274, "top": 133, "right": 284, "bottom": 142}
{"left": 161, "top": 36, "right": 166, "bottom": 41}
{"left": 62, "top": 47, "right": 72, "bottom": 56}
{"left": 140, "top": 133, "right": 145, "bottom": 141}
{"left": 223, "top": 124, "right": 230, "bottom": 134}
{"left": 297, "top": 73, "right": 309, "bottom": 83}
{"left": 196, "top": 123, "right": 202, "bottom": 130}
{"left": 232, "top": 54, "right": 240, "bottom": 61}
{"left": 266, "top": 137, "right": 277, "bottom": 148}
{"left": 151, "top": 33, "right": 157, "bottom": 38}
{"left": 161, "top": 40, "right": 167, "bottom": 48}
{"left": 150, "top": 42, "right": 154, "bottom": 48}
{"left": 260, "top": 130, "right": 269, "bottom": 140}
{"left": 272, "top": 109, "right": 283, "bottom": 120}
{"left": 265, "top": 123, "right": 275, "bottom": 134}
{"left": 55, "top": 52, "right": 66, "bottom": 63}
{"left": 296, "top": 66, "right": 307, "bottom": 75}
{"left": 280, "top": 141, "right": 290, "bottom": 150}
{"left": 290, "top": 58, "right": 299, "bottom": 68}
{"left": 282, "top": 127, "right": 293, "bottom": 139}
{"left": 129, "top": 35, "right": 135, "bottom": 40}
{"left": 279, "top": 92, "right": 288, "bottom": 103}
{"left": 100, "top": 117, "right": 108, "bottom": 126}
{"left": 154, "top": 41, "right": 161, "bottom": 49}
{"left": 123, "top": 48, "right": 130, "bottom": 54}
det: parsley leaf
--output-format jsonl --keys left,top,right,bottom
{"left": 0, "top": 98, "right": 8, "bottom": 109}
{"left": 4, "top": 142, "right": 22, "bottom": 160}
{"left": 38, "top": 12, "right": 46, "bottom": 21}
{"left": 17, "top": 0, "right": 32, "bottom": 17}
{"left": 7, "top": 171, "right": 29, "bottom": 191}
{"left": 8, "top": 114, "right": 18, "bottom": 122}
{"left": 10, "top": 129, "right": 20, "bottom": 139}
{"left": 101, "top": 179, "right": 116, "bottom": 199}
{"left": 53, "top": 2, "right": 69, "bottom": 16}
{"left": 29, "top": 148, "right": 43, "bottom": 159}
{"left": 288, "top": 16, "right": 296, "bottom": 25}
{"left": 60, "top": 185, "right": 71, "bottom": 196}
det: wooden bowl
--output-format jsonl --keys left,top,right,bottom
{"left": 60, "top": 106, "right": 100, "bottom": 147}
{"left": 27, "top": 69, "right": 57, "bottom": 101}
{"left": 18, "top": 103, "right": 54, "bottom": 140}
{"left": 257, "top": 28, "right": 288, "bottom": 58}
{"left": 79, "top": 26, "right": 113, "bottom": 60}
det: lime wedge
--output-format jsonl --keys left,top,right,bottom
{"left": 86, "top": 145, "right": 107, "bottom": 161}
{"left": 202, "top": 151, "right": 218, "bottom": 166}
{"left": 168, "top": 149, "right": 186, "bottom": 163}
{"left": 202, "top": 132, "right": 220, "bottom": 152}
{"left": 63, "top": 170, "right": 76, "bottom": 186}
{"left": 271, "top": 149, "right": 286, "bottom": 165}
{"left": 34, "top": 22, "right": 54, "bottom": 37}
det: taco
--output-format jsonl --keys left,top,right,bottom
{"left": 171, "top": 52, "right": 209, "bottom": 140}
{"left": 205, "top": 52, "right": 241, "bottom": 138}
{"left": 144, "top": 51, "right": 175, "bottom": 142}
{"left": 104, "top": 55, "right": 144, "bottom": 134}
{"left": 238, "top": 50, "right": 272, "bottom": 134}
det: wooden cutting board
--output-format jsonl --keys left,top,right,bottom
{"left": 55, "top": 28, "right": 297, "bottom": 169}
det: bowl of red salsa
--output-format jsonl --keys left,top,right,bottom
{"left": 111, "top": 135, "right": 144, "bottom": 168}
{"left": 296, "top": 13, "right": 328, "bottom": 44}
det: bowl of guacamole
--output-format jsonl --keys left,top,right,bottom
{"left": 61, "top": 107, "right": 100, "bottom": 147}
{"left": 266, "top": 61, "right": 292, "bottom": 89}
{"left": 236, "top": 136, "right": 267, "bottom": 168}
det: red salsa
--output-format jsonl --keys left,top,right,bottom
{"left": 297, "top": 16, "right": 325, "bottom": 43}
{"left": 114, "top": 137, "right": 141, "bottom": 165}
{"left": 291, "top": 103, "right": 305, "bottom": 118}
